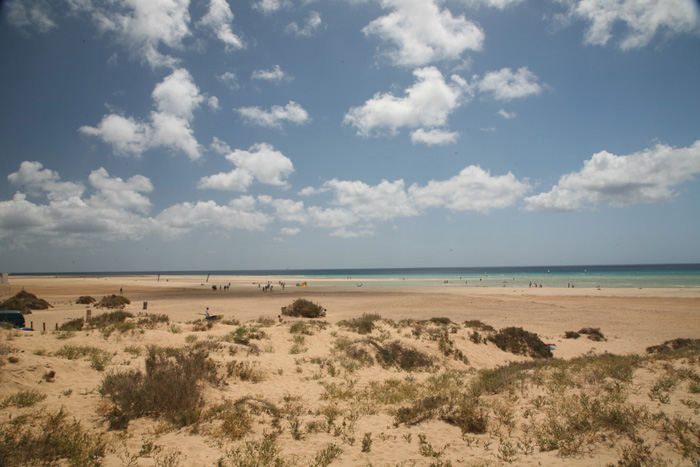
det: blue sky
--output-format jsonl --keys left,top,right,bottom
{"left": 1, "top": 0, "right": 699, "bottom": 273}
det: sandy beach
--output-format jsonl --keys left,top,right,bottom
{"left": 1, "top": 275, "right": 699, "bottom": 466}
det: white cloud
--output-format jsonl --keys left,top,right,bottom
{"left": 8, "top": 161, "right": 85, "bottom": 201}
{"left": 198, "top": 143, "right": 295, "bottom": 191}
{"left": 6, "top": 0, "right": 57, "bottom": 33}
{"left": 236, "top": 101, "right": 311, "bottom": 128}
{"left": 258, "top": 197, "right": 309, "bottom": 223}
{"left": 410, "top": 128, "right": 460, "bottom": 145}
{"left": 330, "top": 227, "right": 375, "bottom": 238}
{"left": 409, "top": 165, "right": 531, "bottom": 213}
{"left": 323, "top": 178, "right": 419, "bottom": 220}
{"left": 156, "top": 199, "right": 272, "bottom": 237}
{"left": 344, "top": 66, "right": 470, "bottom": 137}
{"left": 459, "top": 0, "right": 524, "bottom": 8}
{"left": 80, "top": 68, "right": 204, "bottom": 160}
{"left": 558, "top": 0, "right": 700, "bottom": 50}
{"left": 252, "top": 0, "right": 292, "bottom": 14}
{"left": 498, "top": 109, "right": 516, "bottom": 119}
{"left": 218, "top": 71, "right": 239, "bottom": 90}
{"left": 524, "top": 140, "right": 700, "bottom": 211}
{"left": 286, "top": 11, "right": 323, "bottom": 37}
{"left": 363, "top": 0, "right": 484, "bottom": 66}
{"left": 86, "top": 0, "right": 192, "bottom": 68}
{"left": 307, "top": 206, "right": 359, "bottom": 229}
{"left": 0, "top": 164, "right": 157, "bottom": 244}
{"left": 252, "top": 65, "right": 292, "bottom": 84}
{"left": 208, "top": 96, "right": 220, "bottom": 110}
{"left": 87, "top": 167, "right": 153, "bottom": 214}
{"left": 281, "top": 227, "right": 301, "bottom": 235}
{"left": 477, "top": 67, "right": 542, "bottom": 101}
{"left": 197, "top": 0, "right": 245, "bottom": 51}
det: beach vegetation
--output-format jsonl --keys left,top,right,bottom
{"left": 0, "top": 389, "right": 47, "bottom": 409}
{"left": 311, "top": 443, "right": 343, "bottom": 467}
{"left": 99, "top": 346, "right": 217, "bottom": 429}
{"left": 136, "top": 312, "right": 170, "bottom": 328}
{"left": 58, "top": 317, "right": 86, "bottom": 331}
{"left": 564, "top": 331, "right": 580, "bottom": 339}
{"left": 95, "top": 294, "right": 131, "bottom": 309}
{"left": 282, "top": 298, "right": 324, "bottom": 318}
{"left": 578, "top": 327, "right": 606, "bottom": 341}
{"left": 216, "top": 433, "right": 296, "bottom": 467}
{"left": 76, "top": 295, "right": 96, "bottom": 304}
{"left": 222, "top": 325, "right": 267, "bottom": 346}
{"left": 488, "top": 327, "right": 552, "bottom": 359}
{"left": 0, "top": 290, "right": 51, "bottom": 314}
{"left": 337, "top": 313, "right": 382, "bottom": 334}
{"left": 0, "top": 409, "right": 107, "bottom": 467}
{"left": 463, "top": 320, "right": 496, "bottom": 332}
{"left": 647, "top": 338, "right": 700, "bottom": 355}
{"left": 226, "top": 360, "right": 265, "bottom": 382}
{"left": 256, "top": 315, "right": 277, "bottom": 327}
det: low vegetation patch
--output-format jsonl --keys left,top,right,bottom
{"left": 578, "top": 327, "right": 605, "bottom": 341}
{"left": 488, "top": 327, "right": 553, "bottom": 359}
{"left": 281, "top": 298, "right": 324, "bottom": 318}
{"left": 76, "top": 296, "right": 96, "bottom": 305}
{"left": 647, "top": 338, "right": 700, "bottom": 355}
{"left": 0, "top": 290, "right": 51, "bottom": 314}
{"left": 99, "top": 346, "right": 217, "bottom": 429}
{"left": 0, "top": 389, "right": 47, "bottom": 409}
{"left": 337, "top": 313, "right": 382, "bottom": 334}
{"left": 0, "top": 410, "right": 107, "bottom": 467}
{"left": 95, "top": 295, "right": 130, "bottom": 309}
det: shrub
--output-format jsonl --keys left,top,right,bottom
{"left": 0, "top": 409, "right": 107, "bottom": 466}
{"left": 76, "top": 296, "right": 96, "bottom": 305}
{"left": 374, "top": 340, "right": 434, "bottom": 371}
{"left": 464, "top": 320, "right": 495, "bottom": 332}
{"left": 488, "top": 327, "right": 553, "bottom": 359}
{"left": 440, "top": 396, "right": 488, "bottom": 434}
{"left": 281, "top": 298, "right": 323, "bottom": 318}
{"left": 337, "top": 313, "right": 382, "bottom": 334}
{"left": 0, "top": 290, "right": 51, "bottom": 314}
{"left": 578, "top": 327, "right": 605, "bottom": 341}
{"left": 136, "top": 313, "right": 170, "bottom": 328}
{"left": 0, "top": 390, "right": 47, "bottom": 409}
{"left": 58, "top": 318, "right": 85, "bottom": 332}
{"left": 647, "top": 338, "right": 700, "bottom": 355}
{"left": 564, "top": 331, "right": 580, "bottom": 339}
{"left": 95, "top": 295, "right": 130, "bottom": 309}
{"left": 99, "top": 346, "right": 217, "bottom": 428}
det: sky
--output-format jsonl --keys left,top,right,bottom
{"left": 0, "top": 0, "right": 699, "bottom": 273}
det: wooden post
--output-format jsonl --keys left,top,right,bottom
{"left": 43, "top": 322, "right": 46, "bottom": 331}
{"left": 86, "top": 309, "right": 92, "bottom": 321}
{"left": 55, "top": 323, "right": 58, "bottom": 330}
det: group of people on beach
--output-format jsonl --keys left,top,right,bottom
{"left": 529, "top": 282, "right": 543, "bottom": 288}
{"left": 259, "top": 281, "right": 286, "bottom": 292}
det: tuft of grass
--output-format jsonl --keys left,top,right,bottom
{"left": 217, "top": 433, "right": 296, "bottom": 467}
{"left": 488, "top": 327, "right": 553, "bottom": 359}
{"left": 136, "top": 313, "right": 170, "bottom": 328}
{"left": 564, "top": 331, "right": 580, "bottom": 339}
{"left": 0, "top": 409, "right": 107, "bottom": 466}
{"left": 464, "top": 320, "right": 495, "bottom": 332}
{"left": 227, "top": 360, "right": 265, "bottom": 383}
{"left": 311, "top": 443, "right": 342, "bottom": 467}
{"left": 0, "top": 389, "right": 47, "bottom": 409}
{"left": 337, "top": 314, "right": 382, "bottom": 335}
{"left": 222, "top": 325, "right": 267, "bottom": 346}
{"left": 647, "top": 338, "right": 700, "bottom": 355}
{"left": 58, "top": 318, "right": 85, "bottom": 332}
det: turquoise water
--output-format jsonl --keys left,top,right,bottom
{"left": 29, "top": 264, "right": 700, "bottom": 288}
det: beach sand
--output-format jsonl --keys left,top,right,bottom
{"left": 1, "top": 275, "right": 699, "bottom": 466}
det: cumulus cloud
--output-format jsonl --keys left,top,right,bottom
{"left": 498, "top": 109, "right": 516, "bottom": 119}
{"left": 524, "top": 140, "right": 700, "bottom": 211}
{"left": 85, "top": 0, "right": 192, "bottom": 68}
{"left": 197, "top": 0, "right": 245, "bottom": 51}
{"left": 281, "top": 227, "right": 301, "bottom": 235}
{"left": 557, "top": 0, "right": 700, "bottom": 50}
{"left": 252, "top": 0, "right": 292, "bottom": 14}
{"left": 8, "top": 161, "right": 84, "bottom": 201}
{"left": 0, "top": 164, "right": 158, "bottom": 244}
{"left": 323, "top": 179, "right": 419, "bottom": 220}
{"left": 252, "top": 65, "right": 293, "bottom": 84}
{"left": 80, "top": 68, "right": 204, "bottom": 160}
{"left": 236, "top": 101, "right": 311, "bottom": 128}
{"left": 460, "top": 0, "right": 524, "bottom": 8}
{"left": 363, "top": 0, "right": 484, "bottom": 66}
{"left": 218, "top": 71, "right": 239, "bottom": 90}
{"left": 198, "top": 143, "right": 295, "bottom": 191}
{"left": 156, "top": 199, "right": 272, "bottom": 237}
{"left": 344, "top": 66, "right": 470, "bottom": 137}
{"left": 6, "top": 0, "right": 57, "bottom": 33}
{"left": 409, "top": 165, "right": 531, "bottom": 213}
{"left": 286, "top": 11, "right": 323, "bottom": 37}
{"left": 410, "top": 128, "right": 460, "bottom": 145}
{"left": 477, "top": 67, "right": 542, "bottom": 101}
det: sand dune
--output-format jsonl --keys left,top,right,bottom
{"left": 1, "top": 275, "right": 699, "bottom": 466}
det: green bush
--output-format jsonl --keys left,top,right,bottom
{"left": 281, "top": 298, "right": 323, "bottom": 318}
{"left": 337, "top": 313, "right": 382, "bottom": 334}
{"left": 76, "top": 296, "right": 96, "bottom": 305}
{"left": 99, "top": 346, "right": 217, "bottom": 429}
{"left": 488, "top": 327, "right": 552, "bottom": 359}
{"left": 0, "top": 290, "right": 51, "bottom": 314}
{"left": 95, "top": 295, "right": 131, "bottom": 309}
{"left": 58, "top": 318, "right": 85, "bottom": 332}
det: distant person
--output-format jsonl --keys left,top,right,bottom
{"left": 120, "top": 287, "right": 123, "bottom": 295}
{"left": 278, "top": 314, "right": 284, "bottom": 323}
{"left": 320, "top": 308, "right": 327, "bottom": 317}
{"left": 205, "top": 307, "right": 212, "bottom": 318}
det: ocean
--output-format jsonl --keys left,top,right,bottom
{"left": 20, "top": 264, "right": 700, "bottom": 288}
